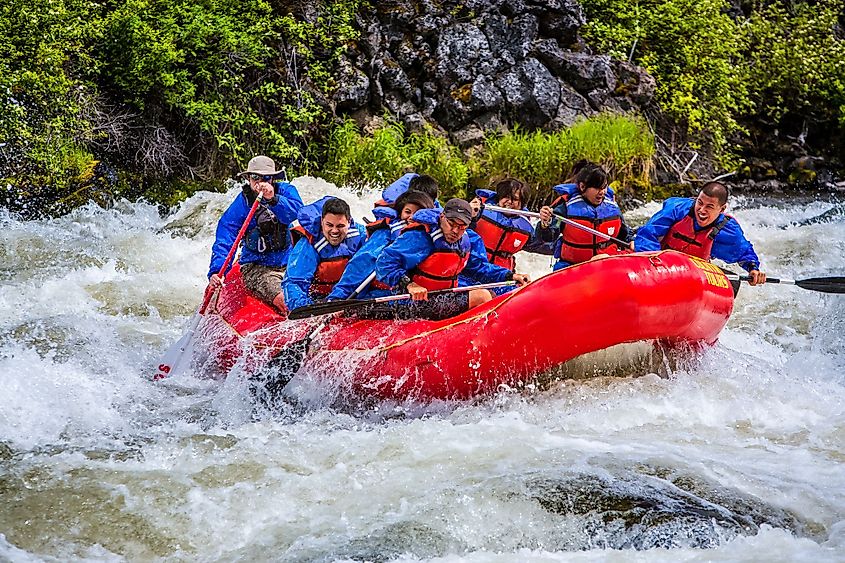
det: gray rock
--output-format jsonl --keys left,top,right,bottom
{"left": 384, "top": 91, "right": 419, "bottom": 117}
{"left": 548, "top": 82, "right": 593, "bottom": 129}
{"left": 534, "top": 40, "right": 615, "bottom": 93}
{"left": 402, "top": 112, "right": 428, "bottom": 133}
{"left": 474, "top": 111, "right": 504, "bottom": 132}
{"left": 378, "top": 56, "right": 414, "bottom": 99}
{"left": 587, "top": 89, "right": 626, "bottom": 113}
{"left": 432, "top": 93, "right": 474, "bottom": 130}
{"left": 504, "top": 14, "right": 539, "bottom": 61}
{"left": 434, "top": 23, "right": 494, "bottom": 86}
{"left": 502, "top": 0, "right": 527, "bottom": 17}
{"left": 500, "top": 58, "right": 560, "bottom": 128}
{"left": 334, "top": 61, "right": 371, "bottom": 112}
{"left": 471, "top": 75, "right": 505, "bottom": 112}
{"left": 529, "top": 0, "right": 585, "bottom": 43}
{"left": 481, "top": 13, "right": 516, "bottom": 68}
{"left": 451, "top": 123, "right": 487, "bottom": 148}
{"left": 613, "top": 60, "right": 656, "bottom": 106}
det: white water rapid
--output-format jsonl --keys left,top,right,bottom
{"left": 1, "top": 178, "right": 843, "bottom": 561}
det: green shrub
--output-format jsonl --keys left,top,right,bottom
{"left": 582, "top": 0, "right": 750, "bottom": 159}
{"left": 325, "top": 114, "right": 654, "bottom": 203}
{"left": 744, "top": 0, "right": 845, "bottom": 128}
{"left": 480, "top": 114, "right": 654, "bottom": 200}
{"left": 0, "top": 0, "right": 101, "bottom": 197}
{"left": 324, "top": 119, "right": 470, "bottom": 198}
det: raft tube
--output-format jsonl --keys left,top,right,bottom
{"left": 198, "top": 250, "right": 736, "bottom": 401}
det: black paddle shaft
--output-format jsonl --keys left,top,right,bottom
{"left": 734, "top": 274, "right": 845, "bottom": 294}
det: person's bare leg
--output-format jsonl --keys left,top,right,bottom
{"left": 467, "top": 289, "right": 494, "bottom": 309}
{"left": 272, "top": 293, "right": 287, "bottom": 313}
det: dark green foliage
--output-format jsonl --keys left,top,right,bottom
{"left": 582, "top": 0, "right": 845, "bottom": 161}
{"left": 583, "top": 0, "right": 751, "bottom": 158}
{"left": 0, "top": 0, "right": 360, "bottom": 214}
{"left": 743, "top": 0, "right": 845, "bottom": 128}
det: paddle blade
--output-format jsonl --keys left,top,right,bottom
{"left": 153, "top": 311, "right": 202, "bottom": 380}
{"left": 795, "top": 277, "right": 845, "bottom": 294}
{"left": 288, "top": 299, "right": 370, "bottom": 320}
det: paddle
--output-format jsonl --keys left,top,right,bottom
{"left": 287, "top": 280, "right": 517, "bottom": 320}
{"left": 485, "top": 204, "right": 630, "bottom": 248}
{"left": 153, "top": 196, "right": 263, "bottom": 380}
{"left": 349, "top": 270, "right": 377, "bottom": 300}
{"left": 725, "top": 274, "right": 845, "bottom": 294}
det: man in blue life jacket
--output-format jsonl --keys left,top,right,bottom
{"left": 374, "top": 198, "right": 530, "bottom": 320}
{"left": 328, "top": 190, "right": 436, "bottom": 300}
{"left": 282, "top": 197, "right": 367, "bottom": 311}
{"left": 634, "top": 181, "right": 767, "bottom": 285}
{"left": 534, "top": 163, "right": 634, "bottom": 270}
{"left": 208, "top": 155, "right": 303, "bottom": 311}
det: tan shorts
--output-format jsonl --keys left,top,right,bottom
{"left": 240, "top": 262, "right": 285, "bottom": 304}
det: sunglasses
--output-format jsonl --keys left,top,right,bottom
{"left": 247, "top": 173, "right": 275, "bottom": 182}
{"left": 445, "top": 218, "right": 469, "bottom": 230}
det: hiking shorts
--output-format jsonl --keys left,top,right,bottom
{"left": 241, "top": 262, "right": 285, "bottom": 304}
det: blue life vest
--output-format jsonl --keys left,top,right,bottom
{"left": 290, "top": 196, "right": 364, "bottom": 296}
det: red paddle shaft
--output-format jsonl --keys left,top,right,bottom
{"left": 199, "top": 196, "right": 262, "bottom": 313}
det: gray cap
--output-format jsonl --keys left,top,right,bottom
{"left": 239, "top": 155, "right": 283, "bottom": 177}
{"left": 443, "top": 198, "right": 473, "bottom": 226}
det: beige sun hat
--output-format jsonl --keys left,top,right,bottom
{"left": 239, "top": 155, "right": 283, "bottom": 177}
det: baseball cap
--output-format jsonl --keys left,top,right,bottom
{"left": 442, "top": 198, "right": 473, "bottom": 226}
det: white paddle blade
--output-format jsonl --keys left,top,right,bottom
{"left": 153, "top": 311, "right": 202, "bottom": 380}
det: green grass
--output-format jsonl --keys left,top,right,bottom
{"left": 324, "top": 113, "right": 655, "bottom": 204}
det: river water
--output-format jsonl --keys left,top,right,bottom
{"left": 1, "top": 178, "right": 843, "bottom": 561}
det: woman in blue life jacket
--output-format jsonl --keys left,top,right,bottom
{"left": 282, "top": 197, "right": 367, "bottom": 311}
{"left": 328, "top": 190, "right": 436, "bottom": 301}
{"left": 373, "top": 199, "right": 530, "bottom": 320}
{"left": 373, "top": 173, "right": 441, "bottom": 217}
{"left": 634, "top": 181, "right": 767, "bottom": 285}
{"left": 208, "top": 155, "right": 303, "bottom": 311}
{"left": 534, "top": 162, "right": 634, "bottom": 270}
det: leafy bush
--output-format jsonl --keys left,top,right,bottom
{"left": 581, "top": 0, "right": 845, "bottom": 160}
{"left": 582, "top": 0, "right": 750, "bottom": 158}
{"left": 324, "top": 119, "right": 471, "bottom": 198}
{"left": 1, "top": 0, "right": 361, "bottom": 210}
{"left": 743, "top": 0, "right": 845, "bottom": 128}
{"left": 0, "top": 0, "right": 101, "bottom": 198}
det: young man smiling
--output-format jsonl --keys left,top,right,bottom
{"left": 634, "top": 181, "right": 767, "bottom": 285}
{"left": 282, "top": 197, "right": 367, "bottom": 311}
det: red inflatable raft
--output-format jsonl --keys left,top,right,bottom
{"left": 196, "top": 250, "right": 736, "bottom": 401}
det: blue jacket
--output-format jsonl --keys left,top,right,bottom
{"left": 208, "top": 183, "right": 303, "bottom": 278}
{"left": 328, "top": 210, "right": 411, "bottom": 300}
{"left": 282, "top": 197, "right": 367, "bottom": 310}
{"left": 375, "top": 208, "right": 512, "bottom": 290}
{"left": 634, "top": 197, "right": 761, "bottom": 271}
{"left": 373, "top": 172, "right": 442, "bottom": 218}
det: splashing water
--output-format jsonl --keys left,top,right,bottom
{"left": 0, "top": 180, "right": 843, "bottom": 561}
